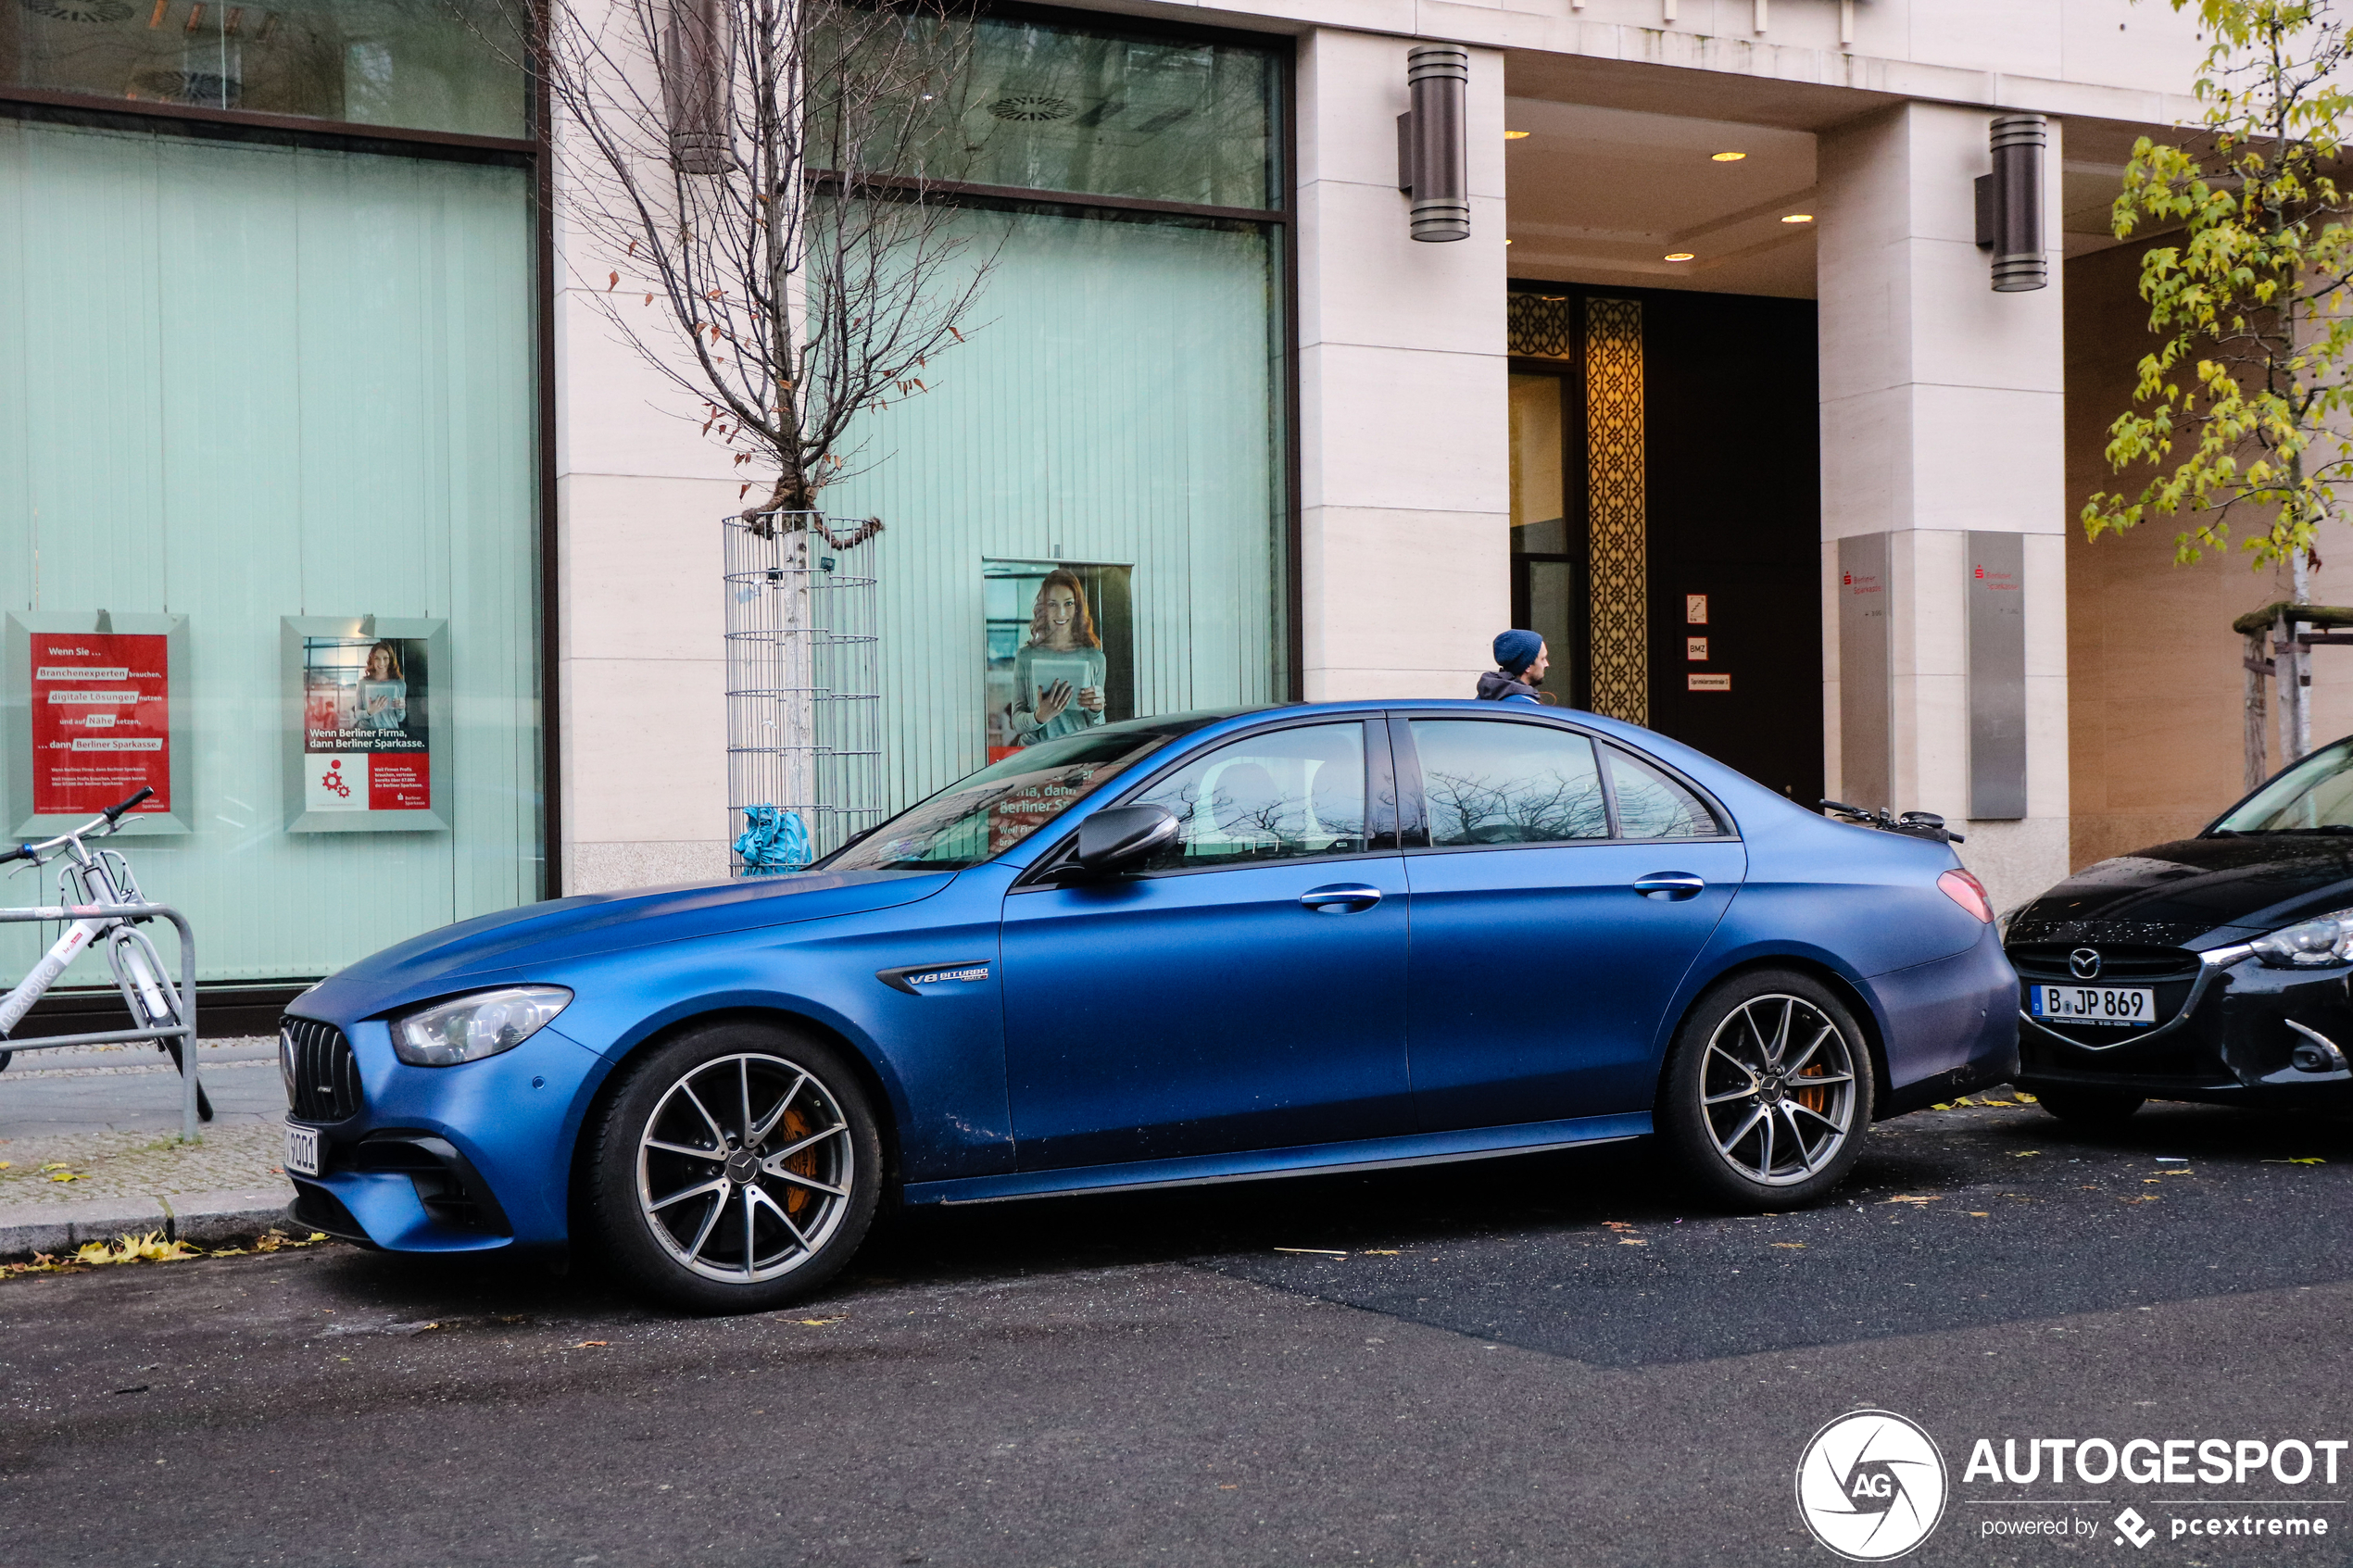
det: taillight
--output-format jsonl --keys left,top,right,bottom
{"left": 1939, "top": 868, "right": 1994, "bottom": 923}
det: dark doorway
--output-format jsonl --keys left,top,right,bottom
{"left": 1507, "top": 282, "right": 1821, "bottom": 805}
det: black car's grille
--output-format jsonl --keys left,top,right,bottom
{"left": 2007, "top": 942, "right": 2203, "bottom": 983}
{"left": 281, "top": 1016, "right": 363, "bottom": 1123}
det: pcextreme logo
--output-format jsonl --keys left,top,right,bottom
{"left": 1796, "top": 1410, "right": 1951, "bottom": 1561}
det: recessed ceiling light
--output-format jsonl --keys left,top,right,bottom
{"left": 1781, "top": 213, "right": 1815, "bottom": 223}
{"left": 1664, "top": 252, "right": 1696, "bottom": 262}
{"left": 1710, "top": 151, "right": 1746, "bottom": 162}
{"left": 1504, "top": 130, "right": 1530, "bottom": 140}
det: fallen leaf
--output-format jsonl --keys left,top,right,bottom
{"left": 2014, "top": 1091, "right": 2039, "bottom": 1102}
{"left": 2011, "top": 1150, "right": 2040, "bottom": 1158}
{"left": 1360, "top": 1249, "right": 1401, "bottom": 1256}
{"left": 1618, "top": 1238, "right": 1648, "bottom": 1246}
{"left": 1968, "top": 1211, "right": 1990, "bottom": 1217}
{"left": 0, "top": 1160, "right": 12, "bottom": 1169}
{"left": 1980, "top": 1098, "right": 2017, "bottom": 1107}
{"left": 2263, "top": 1157, "right": 2326, "bottom": 1165}
{"left": 573, "top": 1340, "right": 610, "bottom": 1348}
{"left": 797, "top": 1317, "right": 845, "bottom": 1327}
{"left": 1882, "top": 1195, "right": 1940, "bottom": 1205}
{"left": 1771, "top": 1242, "right": 1806, "bottom": 1249}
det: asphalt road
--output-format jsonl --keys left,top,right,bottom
{"left": 4, "top": 1095, "right": 2351, "bottom": 1568}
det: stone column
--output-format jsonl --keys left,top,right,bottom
{"left": 1293, "top": 29, "right": 1510, "bottom": 700}
{"left": 1817, "top": 101, "right": 2070, "bottom": 913}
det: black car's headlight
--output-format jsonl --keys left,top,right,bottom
{"left": 2251, "top": 909, "right": 2353, "bottom": 968}
{"left": 391, "top": 985, "right": 573, "bottom": 1067}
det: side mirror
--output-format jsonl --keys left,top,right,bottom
{"left": 1071, "top": 804, "right": 1181, "bottom": 874}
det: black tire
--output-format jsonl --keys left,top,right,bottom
{"left": 585, "top": 1022, "right": 883, "bottom": 1314}
{"left": 1658, "top": 969, "right": 1876, "bottom": 1211}
{"left": 2031, "top": 1087, "right": 2145, "bottom": 1127}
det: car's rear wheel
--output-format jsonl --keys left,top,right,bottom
{"left": 586, "top": 1023, "right": 882, "bottom": 1313}
{"left": 2030, "top": 1087, "right": 2145, "bottom": 1127}
{"left": 1659, "top": 971, "right": 1874, "bottom": 1210}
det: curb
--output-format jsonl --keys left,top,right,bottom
{"left": 0, "top": 1183, "right": 297, "bottom": 1258}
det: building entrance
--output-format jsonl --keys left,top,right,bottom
{"left": 1506, "top": 284, "right": 1822, "bottom": 805}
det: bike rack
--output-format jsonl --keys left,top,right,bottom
{"left": 0, "top": 902, "right": 201, "bottom": 1144}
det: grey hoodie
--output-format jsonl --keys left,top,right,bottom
{"left": 1475, "top": 670, "right": 1543, "bottom": 704}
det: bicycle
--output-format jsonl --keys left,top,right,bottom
{"left": 0, "top": 785, "right": 209, "bottom": 1123}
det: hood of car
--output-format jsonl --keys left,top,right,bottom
{"left": 302, "top": 869, "right": 958, "bottom": 1016}
{"left": 2007, "top": 834, "right": 2353, "bottom": 949}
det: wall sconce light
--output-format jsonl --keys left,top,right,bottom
{"left": 1397, "top": 45, "right": 1469, "bottom": 243}
{"left": 1973, "top": 112, "right": 2046, "bottom": 292}
{"left": 662, "top": 0, "right": 734, "bottom": 174}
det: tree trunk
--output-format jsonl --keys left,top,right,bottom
{"left": 2246, "top": 630, "right": 2271, "bottom": 790}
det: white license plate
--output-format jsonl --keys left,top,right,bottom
{"left": 2030, "top": 984, "right": 2157, "bottom": 1027}
{"left": 284, "top": 1123, "right": 321, "bottom": 1177}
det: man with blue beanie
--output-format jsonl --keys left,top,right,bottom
{"left": 1477, "top": 629, "right": 1548, "bottom": 703}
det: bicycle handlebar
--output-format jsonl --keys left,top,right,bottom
{"left": 103, "top": 785, "right": 154, "bottom": 822}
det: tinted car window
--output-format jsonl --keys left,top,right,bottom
{"left": 1409, "top": 719, "right": 1608, "bottom": 847}
{"left": 1604, "top": 746, "right": 1723, "bottom": 839}
{"left": 827, "top": 724, "right": 1185, "bottom": 871}
{"left": 1129, "top": 722, "right": 1369, "bottom": 870}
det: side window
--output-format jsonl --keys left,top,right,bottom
{"left": 1129, "top": 722, "right": 1370, "bottom": 870}
{"left": 1409, "top": 719, "right": 1609, "bottom": 847}
{"left": 1605, "top": 746, "right": 1723, "bottom": 839}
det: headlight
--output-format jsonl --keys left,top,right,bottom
{"left": 391, "top": 985, "right": 573, "bottom": 1067}
{"left": 2251, "top": 909, "right": 2353, "bottom": 968}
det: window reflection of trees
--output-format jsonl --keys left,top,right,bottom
{"left": 1137, "top": 731, "right": 1366, "bottom": 868}
{"left": 1424, "top": 765, "right": 1607, "bottom": 846}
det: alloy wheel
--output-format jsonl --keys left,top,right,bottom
{"left": 1696, "top": 994, "right": 1857, "bottom": 1186}
{"left": 635, "top": 1051, "right": 855, "bottom": 1283}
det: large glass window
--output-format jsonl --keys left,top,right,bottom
{"left": 4, "top": 0, "right": 526, "bottom": 135}
{"left": 0, "top": 119, "right": 541, "bottom": 982}
{"left": 821, "top": 13, "right": 1287, "bottom": 834}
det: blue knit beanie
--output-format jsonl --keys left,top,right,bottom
{"left": 1493, "top": 628, "right": 1543, "bottom": 674}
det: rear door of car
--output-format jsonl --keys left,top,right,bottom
{"left": 1392, "top": 712, "right": 1745, "bottom": 1131}
{"left": 998, "top": 718, "right": 1413, "bottom": 1171}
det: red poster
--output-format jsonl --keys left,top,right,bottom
{"left": 31, "top": 633, "right": 171, "bottom": 817}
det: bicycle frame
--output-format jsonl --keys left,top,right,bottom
{"left": 0, "top": 790, "right": 202, "bottom": 1142}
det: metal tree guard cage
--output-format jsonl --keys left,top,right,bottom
{"left": 724, "top": 510, "right": 882, "bottom": 874}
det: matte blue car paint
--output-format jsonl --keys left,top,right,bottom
{"left": 1402, "top": 838, "right": 1747, "bottom": 1127}
{"left": 902, "top": 1110, "right": 1655, "bottom": 1206}
{"left": 1000, "top": 852, "right": 1413, "bottom": 1169}
{"left": 283, "top": 699, "right": 2019, "bottom": 1256}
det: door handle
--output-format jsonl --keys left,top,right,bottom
{"left": 1300, "top": 884, "right": 1384, "bottom": 912}
{"left": 1631, "top": 872, "right": 1705, "bottom": 900}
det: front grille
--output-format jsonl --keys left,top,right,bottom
{"left": 2007, "top": 942, "right": 2202, "bottom": 983}
{"left": 281, "top": 1015, "right": 363, "bottom": 1123}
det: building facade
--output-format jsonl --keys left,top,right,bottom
{"left": 1, "top": 0, "right": 2333, "bottom": 1008}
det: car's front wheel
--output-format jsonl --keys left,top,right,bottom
{"left": 1658, "top": 971, "right": 1874, "bottom": 1210}
{"left": 586, "top": 1023, "right": 882, "bottom": 1313}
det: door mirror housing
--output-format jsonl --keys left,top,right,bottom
{"left": 1071, "top": 804, "right": 1181, "bottom": 874}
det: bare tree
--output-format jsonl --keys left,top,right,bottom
{"left": 522, "top": 0, "right": 993, "bottom": 529}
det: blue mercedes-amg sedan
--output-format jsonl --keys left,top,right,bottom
{"left": 279, "top": 701, "right": 2016, "bottom": 1311}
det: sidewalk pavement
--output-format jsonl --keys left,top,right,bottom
{"left": 0, "top": 1037, "right": 297, "bottom": 1255}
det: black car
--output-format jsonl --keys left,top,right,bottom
{"left": 2005, "top": 736, "right": 2353, "bottom": 1124}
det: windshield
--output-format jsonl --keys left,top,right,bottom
{"left": 2213, "top": 738, "right": 2353, "bottom": 834}
{"left": 823, "top": 715, "right": 1235, "bottom": 872}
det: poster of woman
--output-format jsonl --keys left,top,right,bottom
{"left": 984, "top": 560, "right": 1134, "bottom": 762}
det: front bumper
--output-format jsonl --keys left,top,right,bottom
{"left": 2014, "top": 940, "right": 2353, "bottom": 1106}
{"left": 282, "top": 1013, "right": 609, "bottom": 1252}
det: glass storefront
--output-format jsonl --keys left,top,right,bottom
{"left": 0, "top": 117, "right": 542, "bottom": 983}
{"left": 3, "top": 0, "right": 525, "bottom": 136}
{"left": 824, "top": 12, "right": 1289, "bottom": 821}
